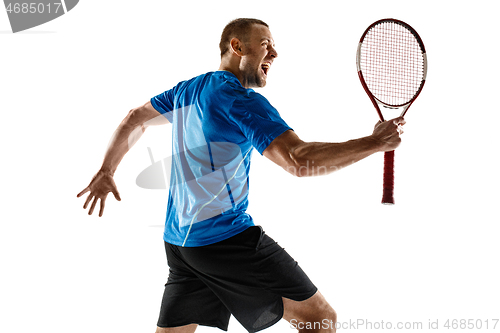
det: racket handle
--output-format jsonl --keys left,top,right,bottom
{"left": 382, "top": 150, "right": 395, "bottom": 205}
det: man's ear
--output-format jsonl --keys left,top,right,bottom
{"left": 230, "top": 37, "right": 244, "bottom": 56}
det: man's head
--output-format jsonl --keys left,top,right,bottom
{"left": 219, "top": 18, "right": 269, "bottom": 57}
{"left": 219, "top": 18, "right": 278, "bottom": 88}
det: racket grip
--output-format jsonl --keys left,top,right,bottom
{"left": 382, "top": 150, "right": 395, "bottom": 205}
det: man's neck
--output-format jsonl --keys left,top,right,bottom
{"left": 218, "top": 59, "right": 247, "bottom": 88}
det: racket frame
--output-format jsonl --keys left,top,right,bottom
{"left": 355, "top": 18, "right": 427, "bottom": 204}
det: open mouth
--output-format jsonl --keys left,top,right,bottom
{"left": 261, "top": 62, "right": 271, "bottom": 76}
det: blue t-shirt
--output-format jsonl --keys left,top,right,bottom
{"left": 151, "top": 71, "right": 291, "bottom": 247}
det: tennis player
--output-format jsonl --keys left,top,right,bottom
{"left": 77, "top": 18, "right": 404, "bottom": 333}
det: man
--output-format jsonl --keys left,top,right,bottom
{"left": 77, "top": 18, "right": 404, "bottom": 333}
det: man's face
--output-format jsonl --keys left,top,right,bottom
{"left": 239, "top": 24, "right": 278, "bottom": 88}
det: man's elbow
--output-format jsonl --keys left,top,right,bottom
{"left": 285, "top": 153, "right": 311, "bottom": 178}
{"left": 123, "top": 102, "right": 167, "bottom": 129}
{"left": 286, "top": 152, "right": 337, "bottom": 177}
{"left": 125, "top": 108, "right": 144, "bottom": 127}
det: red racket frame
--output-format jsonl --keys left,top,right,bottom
{"left": 356, "top": 18, "right": 427, "bottom": 204}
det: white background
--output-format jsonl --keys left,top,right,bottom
{"left": 1, "top": 0, "right": 499, "bottom": 332}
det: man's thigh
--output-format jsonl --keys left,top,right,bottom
{"left": 156, "top": 324, "right": 198, "bottom": 333}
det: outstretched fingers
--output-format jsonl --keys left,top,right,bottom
{"left": 78, "top": 170, "right": 121, "bottom": 217}
{"left": 83, "top": 192, "right": 93, "bottom": 209}
{"left": 77, "top": 187, "right": 90, "bottom": 198}
{"left": 99, "top": 193, "right": 110, "bottom": 217}
{"left": 112, "top": 190, "right": 121, "bottom": 201}
{"left": 89, "top": 196, "right": 98, "bottom": 215}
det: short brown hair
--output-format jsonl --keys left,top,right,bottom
{"left": 219, "top": 18, "right": 269, "bottom": 57}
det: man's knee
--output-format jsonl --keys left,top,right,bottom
{"left": 313, "top": 303, "right": 337, "bottom": 329}
{"left": 325, "top": 305, "right": 337, "bottom": 322}
{"left": 283, "top": 291, "right": 337, "bottom": 331}
{"left": 309, "top": 292, "right": 336, "bottom": 322}
{"left": 325, "top": 306, "right": 337, "bottom": 327}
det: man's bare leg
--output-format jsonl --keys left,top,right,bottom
{"left": 155, "top": 324, "right": 198, "bottom": 333}
{"left": 283, "top": 291, "right": 337, "bottom": 333}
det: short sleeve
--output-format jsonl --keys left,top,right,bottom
{"left": 151, "top": 88, "right": 176, "bottom": 123}
{"left": 232, "top": 92, "right": 292, "bottom": 155}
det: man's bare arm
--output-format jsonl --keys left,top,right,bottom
{"left": 101, "top": 101, "right": 168, "bottom": 175}
{"left": 77, "top": 101, "right": 169, "bottom": 216}
{"left": 263, "top": 117, "right": 405, "bottom": 177}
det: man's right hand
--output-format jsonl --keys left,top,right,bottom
{"left": 371, "top": 117, "right": 406, "bottom": 151}
{"left": 77, "top": 170, "right": 121, "bottom": 217}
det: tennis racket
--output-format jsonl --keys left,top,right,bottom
{"left": 356, "top": 18, "right": 427, "bottom": 204}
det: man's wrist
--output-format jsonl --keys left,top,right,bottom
{"left": 99, "top": 167, "right": 115, "bottom": 177}
{"left": 363, "top": 135, "right": 385, "bottom": 153}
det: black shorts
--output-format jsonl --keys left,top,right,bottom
{"left": 157, "top": 226, "right": 317, "bottom": 332}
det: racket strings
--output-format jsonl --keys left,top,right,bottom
{"left": 360, "top": 22, "right": 425, "bottom": 106}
